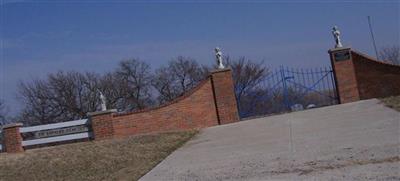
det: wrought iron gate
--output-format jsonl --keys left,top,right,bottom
{"left": 238, "top": 66, "right": 339, "bottom": 118}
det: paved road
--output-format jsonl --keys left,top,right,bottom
{"left": 140, "top": 99, "right": 400, "bottom": 181}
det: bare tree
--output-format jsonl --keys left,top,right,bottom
{"left": 0, "top": 100, "right": 9, "bottom": 126}
{"left": 15, "top": 54, "right": 269, "bottom": 124}
{"left": 97, "top": 72, "right": 128, "bottom": 111}
{"left": 379, "top": 45, "right": 399, "bottom": 65}
{"left": 17, "top": 59, "right": 156, "bottom": 125}
{"left": 152, "top": 67, "right": 181, "bottom": 103}
{"left": 152, "top": 56, "right": 208, "bottom": 104}
{"left": 168, "top": 56, "right": 207, "bottom": 92}
{"left": 47, "top": 71, "right": 101, "bottom": 119}
{"left": 225, "top": 57, "right": 269, "bottom": 117}
{"left": 19, "top": 79, "right": 59, "bottom": 125}
{"left": 115, "top": 58, "right": 154, "bottom": 110}
{"left": 18, "top": 71, "right": 103, "bottom": 125}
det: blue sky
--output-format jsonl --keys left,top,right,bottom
{"left": 1, "top": 0, "right": 399, "bottom": 115}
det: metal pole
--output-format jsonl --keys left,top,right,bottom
{"left": 368, "top": 16, "right": 379, "bottom": 60}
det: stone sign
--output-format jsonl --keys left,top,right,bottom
{"left": 34, "top": 125, "right": 88, "bottom": 139}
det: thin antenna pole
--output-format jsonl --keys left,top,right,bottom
{"left": 367, "top": 16, "right": 379, "bottom": 60}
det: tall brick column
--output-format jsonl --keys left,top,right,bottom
{"left": 328, "top": 47, "right": 360, "bottom": 103}
{"left": 87, "top": 109, "right": 117, "bottom": 140}
{"left": 2, "top": 123, "right": 24, "bottom": 153}
{"left": 210, "top": 68, "right": 240, "bottom": 125}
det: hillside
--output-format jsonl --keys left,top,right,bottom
{"left": 0, "top": 131, "right": 197, "bottom": 181}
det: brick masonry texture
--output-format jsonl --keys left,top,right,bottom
{"left": 210, "top": 69, "right": 240, "bottom": 125}
{"left": 0, "top": 69, "right": 240, "bottom": 153}
{"left": 352, "top": 51, "right": 400, "bottom": 99}
{"left": 91, "top": 112, "right": 116, "bottom": 140}
{"left": 3, "top": 125, "right": 24, "bottom": 153}
{"left": 90, "top": 69, "right": 240, "bottom": 139}
{"left": 330, "top": 48, "right": 400, "bottom": 103}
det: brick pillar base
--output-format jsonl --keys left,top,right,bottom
{"left": 88, "top": 109, "right": 117, "bottom": 140}
{"left": 2, "top": 123, "right": 24, "bottom": 153}
{"left": 210, "top": 68, "right": 240, "bottom": 124}
{"left": 328, "top": 47, "right": 360, "bottom": 103}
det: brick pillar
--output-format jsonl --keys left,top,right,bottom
{"left": 210, "top": 68, "right": 240, "bottom": 125}
{"left": 2, "top": 123, "right": 24, "bottom": 153}
{"left": 328, "top": 47, "right": 360, "bottom": 103}
{"left": 87, "top": 109, "right": 117, "bottom": 140}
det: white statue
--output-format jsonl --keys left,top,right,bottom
{"left": 332, "top": 26, "right": 343, "bottom": 48}
{"left": 98, "top": 90, "right": 107, "bottom": 111}
{"left": 215, "top": 47, "right": 225, "bottom": 69}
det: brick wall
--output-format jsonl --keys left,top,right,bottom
{"left": 329, "top": 48, "right": 400, "bottom": 103}
{"left": 2, "top": 123, "right": 24, "bottom": 153}
{"left": 112, "top": 78, "right": 218, "bottom": 137}
{"left": 89, "top": 68, "right": 239, "bottom": 139}
{"left": 0, "top": 68, "right": 239, "bottom": 153}
{"left": 88, "top": 110, "right": 117, "bottom": 140}
{"left": 352, "top": 51, "right": 400, "bottom": 99}
{"left": 210, "top": 69, "right": 240, "bottom": 125}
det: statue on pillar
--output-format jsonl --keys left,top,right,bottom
{"left": 332, "top": 26, "right": 343, "bottom": 48}
{"left": 215, "top": 47, "right": 225, "bottom": 69}
{"left": 98, "top": 90, "right": 107, "bottom": 111}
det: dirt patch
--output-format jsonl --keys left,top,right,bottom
{"left": 381, "top": 96, "right": 400, "bottom": 111}
{"left": 267, "top": 156, "right": 400, "bottom": 176}
{"left": 0, "top": 130, "right": 197, "bottom": 181}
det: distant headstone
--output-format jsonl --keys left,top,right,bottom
{"left": 291, "top": 104, "right": 304, "bottom": 112}
{"left": 306, "top": 104, "right": 317, "bottom": 109}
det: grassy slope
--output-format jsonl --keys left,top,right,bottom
{"left": 381, "top": 95, "right": 400, "bottom": 112}
{"left": 0, "top": 130, "right": 197, "bottom": 181}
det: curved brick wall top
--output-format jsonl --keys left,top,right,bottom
{"left": 87, "top": 68, "right": 239, "bottom": 139}
{"left": 111, "top": 77, "right": 219, "bottom": 137}
{"left": 329, "top": 47, "right": 400, "bottom": 103}
{"left": 114, "top": 78, "right": 212, "bottom": 117}
{"left": 351, "top": 50, "right": 400, "bottom": 99}
{"left": 352, "top": 50, "right": 400, "bottom": 70}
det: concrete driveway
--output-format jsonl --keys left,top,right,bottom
{"left": 140, "top": 99, "right": 400, "bottom": 181}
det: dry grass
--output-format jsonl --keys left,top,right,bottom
{"left": 0, "top": 130, "right": 197, "bottom": 181}
{"left": 381, "top": 95, "right": 400, "bottom": 111}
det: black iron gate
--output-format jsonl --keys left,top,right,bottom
{"left": 238, "top": 66, "right": 339, "bottom": 118}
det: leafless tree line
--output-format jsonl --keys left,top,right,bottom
{"left": 225, "top": 57, "right": 269, "bottom": 117}
{"left": 152, "top": 56, "right": 210, "bottom": 104}
{"left": 12, "top": 56, "right": 268, "bottom": 126}
{"left": 379, "top": 45, "right": 399, "bottom": 65}
{"left": 0, "top": 100, "right": 9, "bottom": 126}
{"left": 4, "top": 45, "right": 397, "bottom": 126}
